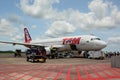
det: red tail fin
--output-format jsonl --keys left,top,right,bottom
{"left": 24, "top": 28, "right": 32, "bottom": 43}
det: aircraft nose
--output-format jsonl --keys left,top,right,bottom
{"left": 100, "top": 41, "right": 107, "bottom": 48}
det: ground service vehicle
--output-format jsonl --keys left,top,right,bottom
{"left": 26, "top": 48, "right": 47, "bottom": 63}
{"left": 88, "top": 51, "right": 105, "bottom": 60}
{"left": 14, "top": 49, "right": 21, "bottom": 57}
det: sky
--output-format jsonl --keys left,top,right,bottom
{"left": 0, "top": 0, "right": 120, "bottom": 52}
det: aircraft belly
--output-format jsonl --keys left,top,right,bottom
{"left": 77, "top": 43, "right": 100, "bottom": 51}
{"left": 57, "top": 44, "right": 99, "bottom": 51}
{"left": 58, "top": 45, "right": 79, "bottom": 51}
{"left": 57, "top": 45, "right": 71, "bottom": 51}
{"left": 77, "top": 44, "right": 91, "bottom": 51}
{"left": 58, "top": 44, "right": 83, "bottom": 51}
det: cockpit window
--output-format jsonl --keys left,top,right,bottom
{"left": 91, "top": 38, "right": 101, "bottom": 40}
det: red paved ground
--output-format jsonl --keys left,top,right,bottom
{"left": 0, "top": 63, "right": 120, "bottom": 80}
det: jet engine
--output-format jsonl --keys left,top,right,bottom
{"left": 45, "top": 47, "right": 51, "bottom": 55}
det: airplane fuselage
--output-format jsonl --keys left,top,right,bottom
{"left": 31, "top": 35, "right": 107, "bottom": 52}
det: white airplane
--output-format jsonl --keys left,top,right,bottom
{"left": 0, "top": 28, "right": 107, "bottom": 54}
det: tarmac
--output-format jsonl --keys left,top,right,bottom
{"left": 0, "top": 53, "right": 120, "bottom": 80}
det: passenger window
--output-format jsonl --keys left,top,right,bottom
{"left": 86, "top": 41, "right": 89, "bottom": 43}
{"left": 91, "top": 38, "right": 101, "bottom": 40}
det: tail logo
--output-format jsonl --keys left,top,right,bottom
{"left": 24, "top": 28, "right": 32, "bottom": 43}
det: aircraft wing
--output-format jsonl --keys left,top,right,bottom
{"left": 0, "top": 41, "right": 44, "bottom": 47}
{"left": 0, "top": 41, "right": 64, "bottom": 49}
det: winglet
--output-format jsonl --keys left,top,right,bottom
{"left": 24, "top": 28, "right": 32, "bottom": 43}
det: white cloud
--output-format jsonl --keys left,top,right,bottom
{"left": 108, "top": 37, "right": 120, "bottom": 44}
{"left": 0, "top": 18, "right": 18, "bottom": 37}
{"left": 19, "top": 0, "right": 120, "bottom": 39}
{"left": 11, "top": 34, "right": 24, "bottom": 41}
{"left": 68, "top": 11, "right": 96, "bottom": 30}
{"left": 88, "top": 0, "right": 108, "bottom": 19}
{"left": 45, "top": 21, "right": 76, "bottom": 37}
{"left": 94, "top": 17, "right": 115, "bottom": 28}
{"left": 0, "top": 18, "right": 26, "bottom": 51}
{"left": 31, "top": 25, "right": 37, "bottom": 29}
{"left": 110, "top": 5, "right": 120, "bottom": 25}
{"left": 105, "top": 36, "right": 120, "bottom": 51}
{"left": 19, "top": 0, "right": 59, "bottom": 19}
{"left": 0, "top": 18, "right": 23, "bottom": 41}
{"left": 8, "top": 14, "right": 24, "bottom": 24}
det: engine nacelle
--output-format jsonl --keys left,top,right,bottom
{"left": 45, "top": 47, "right": 51, "bottom": 55}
